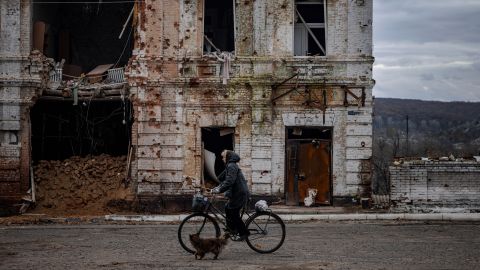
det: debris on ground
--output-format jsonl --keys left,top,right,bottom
{"left": 32, "top": 154, "right": 134, "bottom": 216}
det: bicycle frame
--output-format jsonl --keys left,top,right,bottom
{"left": 199, "top": 194, "right": 252, "bottom": 234}
{"left": 179, "top": 192, "right": 286, "bottom": 254}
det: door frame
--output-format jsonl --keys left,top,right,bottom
{"left": 284, "top": 126, "right": 333, "bottom": 206}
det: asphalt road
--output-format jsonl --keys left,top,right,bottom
{"left": 1, "top": 221, "right": 479, "bottom": 270}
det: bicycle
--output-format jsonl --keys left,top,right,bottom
{"left": 178, "top": 187, "right": 286, "bottom": 254}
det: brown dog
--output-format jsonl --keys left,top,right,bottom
{"left": 189, "top": 233, "right": 230, "bottom": 260}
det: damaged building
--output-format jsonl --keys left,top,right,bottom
{"left": 390, "top": 159, "right": 480, "bottom": 213}
{"left": 0, "top": 0, "right": 374, "bottom": 213}
{"left": 0, "top": 0, "right": 134, "bottom": 214}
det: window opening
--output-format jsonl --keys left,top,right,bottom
{"left": 203, "top": 0, "right": 235, "bottom": 53}
{"left": 32, "top": 0, "right": 134, "bottom": 80}
{"left": 294, "top": 0, "right": 326, "bottom": 56}
{"left": 287, "top": 127, "right": 331, "bottom": 140}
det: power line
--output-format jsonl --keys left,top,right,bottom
{"left": 114, "top": 26, "right": 133, "bottom": 68}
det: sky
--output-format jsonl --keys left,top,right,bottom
{"left": 373, "top": 0, "right": 480, "bottom": 101}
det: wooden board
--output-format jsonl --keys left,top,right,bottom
{"left": 33, "top": 21, "right": 46, "bottom": 53}
{"left": 86, "top": 64, "right": 113, "bottom": 83}
{"left": 297, "top": 142, "right": 331, "bottom": 204}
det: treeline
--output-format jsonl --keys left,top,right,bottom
{"left": 372, "top": 98, "right": 480, "bottom": 194}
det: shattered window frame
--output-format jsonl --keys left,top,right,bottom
{"left": 294, "top": 0, "right": 327, "bottom": 57}
{"left": 202, "top": 0, "right": 236, "bottom": 54}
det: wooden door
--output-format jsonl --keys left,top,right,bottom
{"left": 286, "top": 140, "right": 331, "bottom": 205}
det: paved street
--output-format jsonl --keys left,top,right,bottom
{"left": 1, "top": 221, "right": 479, "bottom": 270}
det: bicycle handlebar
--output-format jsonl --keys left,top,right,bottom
{"left": 193, "top": 185, "right": 215, "bottom": 195}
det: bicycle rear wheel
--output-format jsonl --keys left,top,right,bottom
{"left": 178, "top": 213, "right": 221, "bottom": 254}
{"left": 245, "top": 211, "right": 286, "bottom": 253}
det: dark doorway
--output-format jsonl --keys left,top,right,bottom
{"left": 30, "top": 99, "right": 132, "bottom": 162}
{"left": 201, "top": 128, "right": 235, "bottom": 186}
{"left": 286, "top": 127, "right": 332, "bottom": 206}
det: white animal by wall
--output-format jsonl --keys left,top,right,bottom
{"left": 304, "top": 188, "right": 318, "bottom": 207}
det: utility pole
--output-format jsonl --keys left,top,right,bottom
{"left": 406, "top": 115, "right": 409, "bottom": 157}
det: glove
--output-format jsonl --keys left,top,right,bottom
{"left": 211, "top": 186, "right": 221, "bottom": 194}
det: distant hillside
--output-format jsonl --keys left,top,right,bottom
{"left": 372, "top": 98, "right": 480, "bottom": 194}
{"left": 374, "top": 98, "right": 480, "bottom": 123}
{"left": 373, "top": 98, "right": 480, "bottom": 154}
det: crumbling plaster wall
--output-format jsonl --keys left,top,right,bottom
{"left": 0, "top": 0, "right": 45, "bottom": 203}
{"left": 127, "top": 0, "right": 374, "bottom": 199}
{"left": 390, "top": 161, "right": 480, "bottom": 212}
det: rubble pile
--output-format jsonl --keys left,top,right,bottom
{"left": 33, "top": 154, "right": 133, "bottom": 215}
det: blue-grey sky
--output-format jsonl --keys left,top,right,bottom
{"left": 373, "top": 0, "right": 480, "bottom": 101}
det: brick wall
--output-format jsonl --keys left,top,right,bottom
{"left": 390, "top": 161, "right": 480, "bottom": 212}
{"left": 1, "top": 1, "right": 28, "bottom": 202}
{"left": 1, "top": 0, "right": 43, "bottom": 206}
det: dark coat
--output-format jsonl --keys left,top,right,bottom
{"left": 217, "top": 151, "right": 249, "bottom": 209}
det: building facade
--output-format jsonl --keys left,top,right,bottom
{"left": 0, "top": 0, "right": 374, "bottom": 212}
{"left": 128, "top": 0, "right": 374, "bottom": 206}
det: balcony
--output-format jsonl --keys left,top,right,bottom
{"left": 45, "top": 65, "right": 128, "bottom": 101}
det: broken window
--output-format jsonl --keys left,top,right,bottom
{"left": 32, "top": 0, "right": 134, "bottom": 80}
{"left": 294, "top": 0, "right": 326, "bottom": 56}
{"left": 201, "top": 128, "right": 235, "bottom": 187}
{"left": 203, "top": 0, "right": 235, "bottom": 53}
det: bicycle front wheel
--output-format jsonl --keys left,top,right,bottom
{"left": 245, "top": 211, "right": 286, "bottom": 253}
{"left": 178, "top": 213, "right": 221, "bottom": 254}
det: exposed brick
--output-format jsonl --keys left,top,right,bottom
{"left": 390, "top": 161, "right": 480, "bottom": 211}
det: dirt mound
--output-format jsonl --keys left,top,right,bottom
{"left": 32, "top": 154, "right": 134, "bottom": 216}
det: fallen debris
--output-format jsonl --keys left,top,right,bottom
{"left": 32, "top": 154, "right": 133, "bottom": 215}
{"left": 86, "top": 64, "right": 114, "bottom": 83}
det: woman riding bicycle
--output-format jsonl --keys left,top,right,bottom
{"left": 178, "top": 151, "right": 285, "bottom": 254}
{"left": 212, "top": 150, "right": 250, "bottom": 241}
